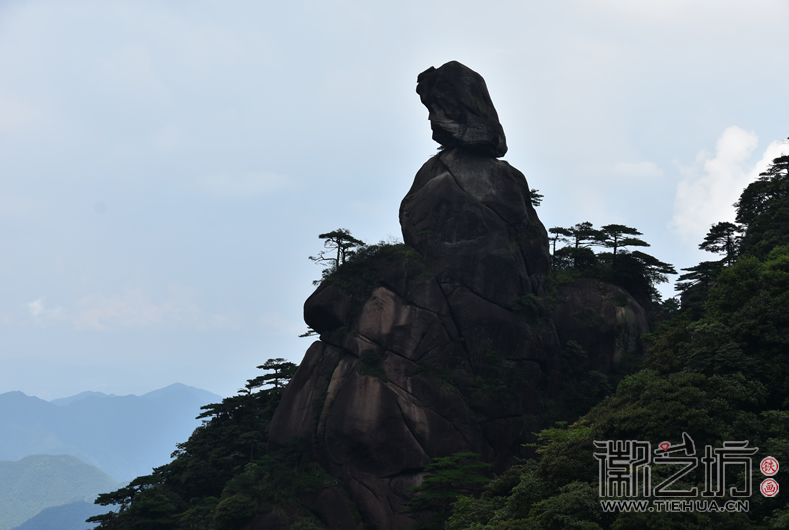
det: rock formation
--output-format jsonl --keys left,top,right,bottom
{"left": 416, "top": 61, "right": 508, "bottom": 157}
{"left": 551, "top": 278, "right": 648, "bottom": 374}
{"left": 267, "top": 61, "right": 647, "bottom": 530}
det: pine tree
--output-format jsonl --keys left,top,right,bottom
{"left": 569, "top": 222, "right": 600, "bottom": 249}
{"left": 699, "top": 222, "right": 741, "bottom": 265}
{"left": 528, "top": 188, "right": 544, "bottom": 207}
{"left": 308, "top": 228, "right": 365, "bottom": 270}
{"left": 597, "top": 224, "right": 650, "bottom": 267}
{"left": 675, "top": 261, "right": 723, "bottom": 294}
{"left": 246, "top": 358, "right": 297, "bottom": 392}
{"left": 548, "top": 226, "right": 572, "bottom": 256}
{"left": 407, "top": 453, "right": 491, "bottom": 530}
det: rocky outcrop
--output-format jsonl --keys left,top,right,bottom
{"left": 416, "top": 61, "right": 507, "bottom": 157}
{"left": 268, "top": 61, "right": 644, "bottom": 529}
{"left": 551, "top": 278, "right": 648, "bottom": 374}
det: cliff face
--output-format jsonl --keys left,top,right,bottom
{"left": 267, "top": 61, "right": 647, "bottom": 529}
{"left": 551, "top": 278, "right": 649, "bottom": 374}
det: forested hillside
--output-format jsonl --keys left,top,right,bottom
{"left": 87, "top": 360, "right": 341, "bottom": 529}
{"left": 88, "top": 152, "right": 789, "bottom": 529}
{"left": 440, "top": 153, "right": 789, "bottom": 529}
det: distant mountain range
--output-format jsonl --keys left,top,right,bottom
{"left": 0, "top": 454, "right": 118, "bottom": 530}
{"left": 49, "top": 391, "right": 119, "bottom": 407}
{"left": 10, "top": 500, "right": 105, "bottom": 530}
{"left": 0, "top": 383, "right": 222, "bottom": 482}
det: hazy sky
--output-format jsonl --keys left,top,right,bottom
{"left": 2, "top": 0, "right": 788, "bottom": 400}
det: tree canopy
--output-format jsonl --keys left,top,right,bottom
{"left": 548, "top": 227, "right": 572, "bottom": 256}
{"left": 735, "top": 154, "right": 789, "bottom": 257}
{"left": 569, "top": 221, "right": 599, "bottom": 249}
{"left": 407, "top": 452, "right": 491, "bottom": 530}
{"left": 597, "top": 224, "right": 650, "bottom": 266}
{"left": 529, "top": 188, "right": 544, "bottom": 207}
{"left": 308, "top": 228, "right": 365, "bottom": 270}
{"left": 675, "top": 260, "right": 723, "bottom": 295}
{"left": 84, "top": 152, "right": 789, "bottom": 529}
{"left": 699, "top": 221, "right": 741, "bottom": 265}
{"left": 441, "top": 150, "right": 789, "bottom": 530}
{"left": 245, "top": 358, "right": 297, "bottom": 392}
{"left": 87, "top": 359, "right": 337, "bottom": 530}
{"left": 549, "top": 221, "right": 675, "bottom": 307}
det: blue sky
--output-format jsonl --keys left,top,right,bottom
{"left": 1, "top": 0, "right": 788, "bottom": 399}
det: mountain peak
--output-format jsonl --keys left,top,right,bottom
{"left": 50, "top": 391, "right": 112, "bottom": 407}
{"left": 141, "top": 383, "right": 222, "bottom": 403}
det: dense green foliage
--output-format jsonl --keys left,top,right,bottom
{"left": 736, "top": 154, "right": 789, "bottom": 258}
{"left": 443, "top": 153, "right": 789, "bottom": 529}
{"left": 407, "top": 453, "right": 492, "bottom": 530}
{"left": 549, "top": 222, "right": 676, "bottom": 309}
{"left": 88, "top": 359, "right": 344, "bottom": 529}
{"left": 308, "top": 228, "right": 366, "bottom": 274}
{"left": 311, "top": 231, "right": 422, "bottom": 294}
{"left": 328, "top": 240, "right": 421, "bottom": 288}
{"left": 87, "top": 153, "right": 789, "bottom": 529}
{"left": 529, "top": 189, "right": 544, "bottom": 208}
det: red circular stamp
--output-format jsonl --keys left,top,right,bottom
{"left": 761, "top": 456, "right": 780, "bottom": 476}
{"left": 761, "top": 478, "right": 779, "bottom": 498}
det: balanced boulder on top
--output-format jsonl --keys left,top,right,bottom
{"left": 267, "top": 61, "right": 645, "bottom": 530}
{"left": 416, "top": 60, "right": 508, "bottom": 157}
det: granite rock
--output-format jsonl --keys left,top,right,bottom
{"left": 268, "top": 63, "right": 644, "bottom": 529}
{"left": 416, "top": 61, "right": 507, "bottom": 157}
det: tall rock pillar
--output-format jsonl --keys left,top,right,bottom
{"left": 268, "top": 61, "right": 561, "bottom": 530}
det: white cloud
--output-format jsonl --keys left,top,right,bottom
{"left": 197, "top": 172, "right": 294, "bottom": 199}
{"left": 748, "top": 138, "right": 789, "bottom": 183}
{"left": 612, "top": 161, "right": 663, "bottom": 179}
{"left": 26, "top": 297, "right": 64, "bottom": 321}
{"left": 670, "top": 127, "right": 789, "bottom": 243}
{"left": 27, "top": 298, "right": 43, "bottom": 317}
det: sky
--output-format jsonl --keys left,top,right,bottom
{"left": 1, "top": 0, "right": 788, "bottom": 400}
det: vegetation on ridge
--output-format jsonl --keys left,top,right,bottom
{"left": 88, "top": 152, "right": 789, "bottom": 529}
{"left": 548, "top": 222, "right": 677, "bottom": 311}
{"left": 439, "top": 151, "right": 789, "bottom": 529}
{"left": 87, "top": 359, "right": 347, "bottom": 529}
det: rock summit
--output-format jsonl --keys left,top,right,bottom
{"left": 416, "top": 60, "right": 508, "bottom": 157}
{"left": 267, "top": 61, "right": 646, "bottom": 530}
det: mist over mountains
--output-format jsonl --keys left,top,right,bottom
{"left": 0, "top": 455, "right": 117, "bottom": 530}
{"left": 0, "top": 383, "right": 222, "bottom": 482}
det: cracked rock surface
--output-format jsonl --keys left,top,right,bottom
{"left": 270, "top": 140, "right": 557, "bottom": 530}
{"left": 267, "top": 61, "right": 644, "bottom": 530}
